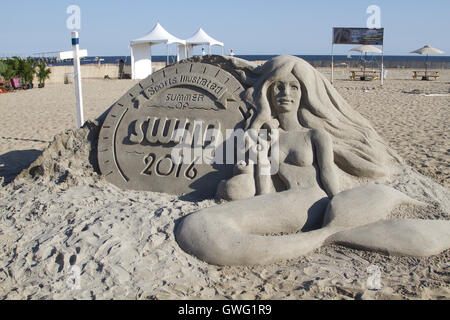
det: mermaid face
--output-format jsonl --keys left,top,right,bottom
{"left": 270, "top": 73, "right": 301, "bottom": 114}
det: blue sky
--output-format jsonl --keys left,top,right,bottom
{"left": 1, "top": 0, "right": 449, "bottom": 56}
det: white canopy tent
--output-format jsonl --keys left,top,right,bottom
{"left": 130, "top": 22, "right": 186, "bottom": 79}
{"left": 179, "top": 28, "right": 224, "bottom": 59}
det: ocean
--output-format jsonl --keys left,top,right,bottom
{"left": 49, "top": 55, "right": 450, "bottom": 69}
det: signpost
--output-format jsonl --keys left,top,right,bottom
{"left": 71, "top": 31, "right": 84, "bottom": 128}
{"left": 58, "top": 49, "right": 88, "bottom": 60}
{"left": 332, "top": 28, "right": 384, "bottom": 45}
{"left": 331, "top": 27, "right": 384, "bottom": 85}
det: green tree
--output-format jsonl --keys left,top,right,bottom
{"left": 23, "top": 57, "right": 37, "bottom": 87}
{"left": 36, "top": 61, "right": 51, "bottom": 87}
{"left": 0, "top": 58, "right": 18, "bottom": 81}
{"left": 15, "top": 57, "right": 36, "bottom": 88}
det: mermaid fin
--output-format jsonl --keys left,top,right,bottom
{"left": 328, "top": 219, "right": 450, "bottom": 257}
{"left": 322, "top": 183, "right": 425, "bottom": 230}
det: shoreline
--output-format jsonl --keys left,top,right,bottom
{"left": 36, "top": 62, "right": 450, "bottom": 85}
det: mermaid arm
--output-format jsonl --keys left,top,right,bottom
{"left": 255, "top": 163, "right": 274, "bottom": 195}
{"left": 255, "top": 134, "right": 275, "bottom": 195}
{"left": 311, "top": 129, "right": 340, "bottom": 197}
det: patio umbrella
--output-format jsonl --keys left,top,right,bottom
{"left": 350, "top": 45, "right": 382, "bottom": 74}
{"left": 410, "top": 45, "right": 444, "bottom": 76}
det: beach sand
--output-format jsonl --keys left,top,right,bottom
{"left": 0, "top": 68, "right": 448, "bottom": 300}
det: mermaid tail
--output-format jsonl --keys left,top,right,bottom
{"left": 322, "top": 183, "right": 425, "bottom": 229}
{"left": 175, "top": 184, "right": 448, "bottom": 266}
{"left": 324, "top": 184, "right": 450, "bottom": 257}
{"left": 328, "top": 219, "right": 450, "bottom": 257}
{"left": 175, "top": 188, "right": 329, "bottom": 265}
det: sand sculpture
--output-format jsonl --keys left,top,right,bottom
{"left": 99, "top": 55, "right": 450, "bottom": 266}
{"left": 98, "top": 62, "right": 253, "bottom": 198}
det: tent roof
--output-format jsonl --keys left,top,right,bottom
{"left": 130, "top": 22, "right": 185, "bottom": 46}
{"left": 184, "top": 28, "right": 224, "bottom": 47}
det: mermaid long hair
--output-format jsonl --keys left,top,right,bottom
{"left": 244, "top": 55, "right": 400, "bottom": 178}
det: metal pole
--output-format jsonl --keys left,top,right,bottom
{"left": 130, "top": 45, "right": 134, "bottom": 79}
{"left": 331, "top": 44, "right": 334, "bottom": 84}
{"left": 381, "top": 44, "right": 384, "bottom": 86}
{"left": 363, "top": 52, "right": 367, "bottom": 76}
{"left": 71, "top": 31, "right": 84, "bottom": 128}
{"left": 149, "top": 45, "right": 152, "bottom": 76}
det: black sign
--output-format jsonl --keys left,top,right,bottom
{"left": 333, "top": 27, "right": 384, "bottom": 45}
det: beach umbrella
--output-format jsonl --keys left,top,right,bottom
{"left": 410, "top": 45, "right": 444, "bottom": 75}
{"left": 350, "top": 45, "right": 382, "bottom": 73}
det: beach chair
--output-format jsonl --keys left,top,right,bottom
{"left": 10, "top": 78, "right": 20, "bottom": 90}
{"left": 0, "top": 80, "right": 13, "bottom": 93}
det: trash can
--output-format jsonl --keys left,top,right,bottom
{"left": 64, "top": 73, "right": 74, "bottom": 84}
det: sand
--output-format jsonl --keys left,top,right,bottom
{"left": 329, "top": 69, "right": 450, "bottom": 189}
{"left": 0, "top": 68, "right": 449, "bottom": 300}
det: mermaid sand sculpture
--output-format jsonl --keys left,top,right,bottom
{"left": 174, "top": 55, "right": 450, "bottom": 266}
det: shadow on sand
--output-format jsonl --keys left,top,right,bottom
{"left": 0, "top": 149, "right": 42, "bottom": 185}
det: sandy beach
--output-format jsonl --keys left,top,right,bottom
{"left": 0, "top": 67, "right": 449, "bottom": 300}
{"left": 1, "top": 68, "right": 448, "bottom": 187}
